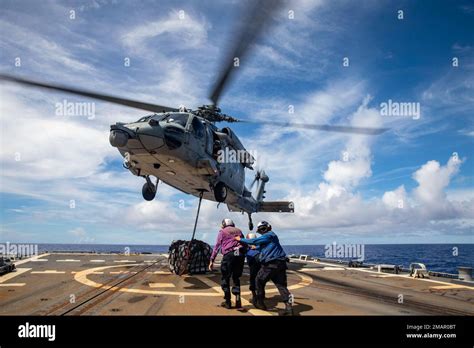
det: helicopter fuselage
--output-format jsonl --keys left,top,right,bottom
{"left": 109, "top": 112, "right": 257, "bottom": 212}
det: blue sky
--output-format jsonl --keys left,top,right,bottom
{"left": 0, "top": 0, "right": 473, "bottom": 245}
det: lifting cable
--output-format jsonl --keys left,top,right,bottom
{"left": 168, "top": 191, "right": 211, "bottom": 275}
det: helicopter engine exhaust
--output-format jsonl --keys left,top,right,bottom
{"left": 109, "top": 129, "right": 129, "bottom": 147}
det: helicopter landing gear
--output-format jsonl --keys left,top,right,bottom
{"left": 142, "top": 176, "right": 158, "bottom": 201}
{"left": 248, "top": 213, "right": 254, "bottom": 231}
{"left": 213, "top": 182, "right": 227, "bottom": 203}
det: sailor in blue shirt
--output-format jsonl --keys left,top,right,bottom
{"left": 236, "top": 221, "right": 293, "bottom": 315}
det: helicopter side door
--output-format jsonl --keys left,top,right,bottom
{"left": 205, "top": 127, "right": 214, "bottom": 156}
{"left": 187, "top": 116, "right": 207, "bottom": 156}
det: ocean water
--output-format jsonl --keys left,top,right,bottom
{"left": 31, "top": 243, "right": 474, "bottom": 275}
{"left": 284, "top": 244, "right": 474, "bottom": 275}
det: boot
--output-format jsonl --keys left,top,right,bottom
{"left": 281, "top": 301, "right": 293, "bottom": 316}
{"left": 221, "top": 299, "right": 232, "bottom": 309}
{"left": 235, "top": 294, "right": 242, "bottom": 309}
{"left": 250, "top": 291, "right": 257, "bottom": 306}
{"left": 221, "top": 292, "right": 232, "bottom": 309}
{"left": 254, "top": 295, "right": 267, "bottom": 311}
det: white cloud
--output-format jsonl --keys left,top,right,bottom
{"left": 0, "top": 88, "right": 115, "bottom": 181}
{"left": 446, "top": 188, "right": 474, "bottom": 202}
{"left": 413, "top": 156, "right": 461, "bottom": 205}
{"left": 0, "top": 19, "right": 95, "bottom": 73}
{"left": 382, "top": 185, "right": 407, "bottom": 209}
{"left": 241, "top": 80, "right": 368, "bottom": 191}
{"left": 254, "top": 44, "right": 297, "bottom": 68}
{"left": 124, "top": 200, "right": 182, "bottom": 230}
{"left": 122, "top": 11, "right": 210, "bottom": 52}
{"left": 323, "top": 97, "right": 382, "bottom": 189}
{"left": 69, "top": 227, "right": 95, "bottom": 243}
{"left": 268, "top": 155, "right": 473, "bottom": 236}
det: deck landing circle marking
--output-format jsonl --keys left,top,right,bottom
{"left": 74, "top": 264, "right": 312, "bottom": 297}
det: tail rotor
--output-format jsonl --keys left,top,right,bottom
{"left": 250, "top": 170, "right": 269, "bottom": 202}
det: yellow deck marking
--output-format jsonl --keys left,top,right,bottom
{"left": 74, "top": 264, "right": 312, "bottom": 298}
{"left": 71, "top": 271, "right": 105, "bottom": 274}
{"left": 0, "top": 283, "right": 25, "bottom": 287}
{"left": 114, "top": 260, "right": 136, "bottom": 263}
{"left": 241, "top": 298, "right": 272, "bottom": 316}
{"left": 410, "top": 277, "right": 473, "bottom": 287}
{"left": 307, "top": 260, "right": 336, "bottom": 265}
{"left": 193, "top": 275, "right": 223, "bottom": 293}
{"left": 370, "top": 274, "right": 403, "bottom": 278}
{"left": 351, "top": 268, "right": 376, "bottom": 273}
{"left": 361, "top": 269, "right": 471, "bottom": 288}
{"left": 0, "top": 268, "right": 31, "bottom": 283}
{"left": 148, "top": 271, "right": 172, "bottom": 274}
{"left": 148, "top": 283, "right": 176, "bottom": 288}
{"left": 14, "top": 253, "right": 50, "bottom": 266}
{"left": 31, "top": 270, "right": 65, "bottom": 274}
{"left": 430, "top": 284, "right": 472, "bottom": 290}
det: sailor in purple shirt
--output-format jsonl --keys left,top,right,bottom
{"left": 208, "top": 218, "right": 245, "bottom": 309}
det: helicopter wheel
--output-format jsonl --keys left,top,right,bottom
{"left": 213, "top": 182, "right": 227, "bottom": 203}
{"left": 142, "top": 182, "right": 156, "bottom": 201}
{"left": 142, "top": 178, "right": 157, "bottom": 201}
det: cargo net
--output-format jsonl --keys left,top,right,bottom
{"left": 168, "top": 239, "right": 211, "bottom": 276}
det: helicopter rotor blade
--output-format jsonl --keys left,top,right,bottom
{"left": 0, "top": 74, "right": 178, "bottom": 113}
{"left": 249, "top": 170, "right": 261, "bottom": 190}
{"left": 239, "top": 119, "right": 389, "bottom": 135}
{"left": 249, "top": 177, "right": 258, "bottom": 190}
{"left": 208, "top": 0, "right": 285, "bottom": 106}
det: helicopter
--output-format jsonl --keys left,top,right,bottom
{"left": 0, "top": 1, "right": 387, "bottom": 231}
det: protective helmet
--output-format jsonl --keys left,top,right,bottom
{"left": 222, "top": 218, "right": 235, "bottom": 228}
{"left": 256, "top": 221, "right": 271, "bottom": 233}
{"left": 246, "top": 233, "right": 257, "bottom": 239}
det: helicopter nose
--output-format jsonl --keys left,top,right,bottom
{"left": 109, "top": 129, "right": 129, "bottom": 147}
{"left": 135, "top": 122, "right": 166, "bottom": 150}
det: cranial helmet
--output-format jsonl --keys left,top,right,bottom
{"left": 222, "top": 218, "right": 235, "bottom": 228}
{"left": 256, "top": 221, "right": 271, "bottom": 233}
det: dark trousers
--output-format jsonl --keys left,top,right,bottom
{"left": 256, "top": 259, "right": 291, "bottom": 303}
{"left": 247, "top": 255, "right": 261, "bottom": 292}
{"left": 220, "top": 252, "right": 245, "bottom": 299}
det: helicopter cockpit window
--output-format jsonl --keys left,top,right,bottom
{"left": 163, "top": 113, "right": 189, "bottom": 127}
{"left": 191, "top": 117, "right": 205, "bottom": 138}
{"left": 136, "top": 115, "right": 153, "bottom": 123}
